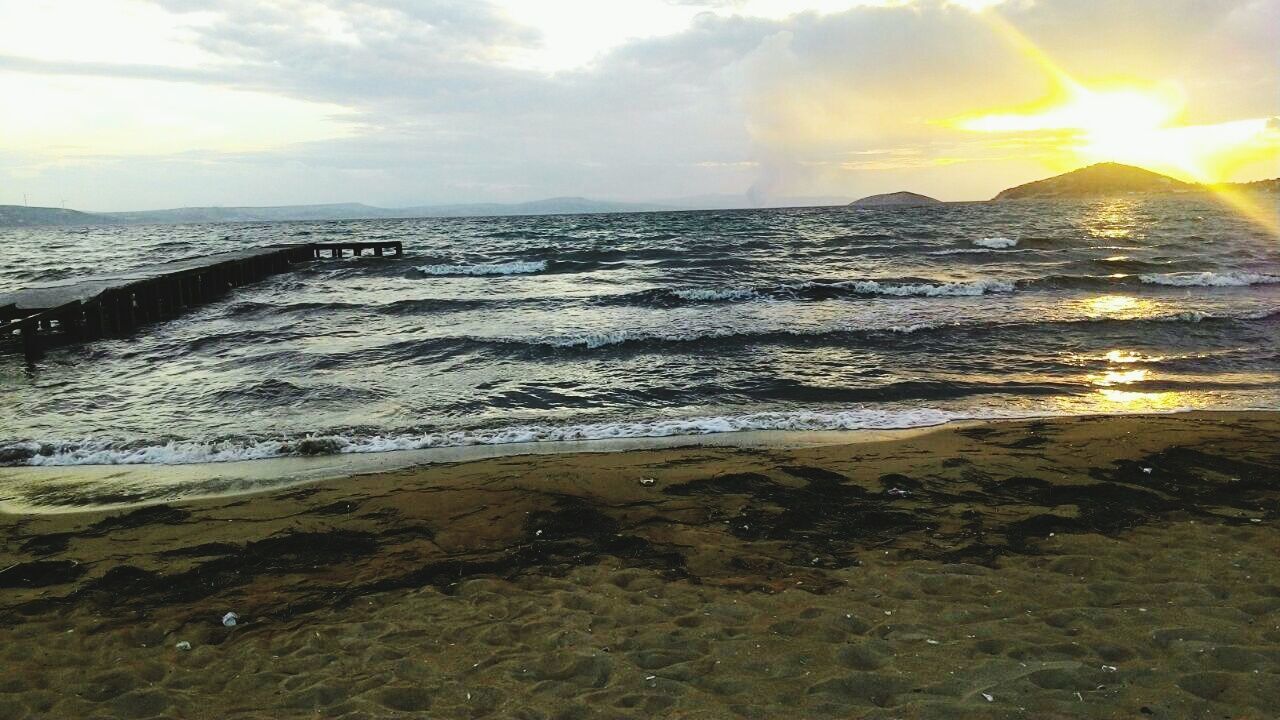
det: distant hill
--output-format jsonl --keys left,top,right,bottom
{"left": 0, "top": 197, "right": 678, "bottom": 227}
{"left": 849, "top": 191, "right": 942, "bottom": 208}
{"left": 104, "top": 203, "right": 397, "bottom": 224}
{"left": 403, "top": 197, "right": 668, "bottom": 218}
{"left": 994, "top": 163, "right": 1193, "bottom": 200}
{"left": 0, "top": 205, "right": 114, "bottom": 227}
{"left": 1215, "top": 178, "right": 1280, "bottom": 193}
{"left": 101, "top": 198, "right": 670, "bottom": 224}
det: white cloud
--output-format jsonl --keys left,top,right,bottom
{"left": 0, "top": 0, "right": 1274, "bottom": 209}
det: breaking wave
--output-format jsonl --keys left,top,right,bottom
{"left": 671, "top": 288, "right": 761, "bottom": 302}
{"left": 1139, "top": 271, "right": 1280, "bottom": 287}
{"left": 809, "top": 278, "right": 1015, "bottom": 297}
{"left": 5, "top": 407, "right": 1031, "bottom": 467}
{"left": 414, "top": 260, "right": 548, "bottom": 276}
{"left": 972, "top": 236, "right": 1019, "bottom": 249}
{"left": 486, "top": 307, "right": 1279, "bottom": 351}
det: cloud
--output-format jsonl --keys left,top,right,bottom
{"left": 0, "top": 0, "right": 1275, "bottom": 209}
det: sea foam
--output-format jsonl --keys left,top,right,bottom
{"left": 672, "top": 288, "right": 760, "bottom": 302}
{"left": 972, "top": 237, "right": 1019, "bottom": 249}
{"left": 1139, "top": 271, "right": 1280, "bottom": 287}
{"left": 415, "top": 260, "right": 548, "bottom": 276}
{"left": 817, "top": 278, "right": 1016, "bottom": 297}
{"left": 12, "top": 408, "right": 1002, "bottom": 467}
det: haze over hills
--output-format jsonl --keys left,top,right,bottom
{"left": 1, "top": 164, "right": 1276, "bottom": 227}
{"left": 0, "top": 197, "right": 673, "bottom": 228}
{"left": 0, "top": 195, "right": 852, "bottom": 227}
{"left": 0, "top": 205, "right": 114, "bottom": 228}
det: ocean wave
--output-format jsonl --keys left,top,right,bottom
{"left": 1139, "top": 271, "right": 1280, "bottom": 287}
{"left": 808, "top": 278, "right": 1015, "bottom": 297}
{"left": 4, "top": 407, "right": 1018, "bottom": 467}
{"left": 671, "top": 288, "right": 761, "bottom": 302}
{"left": 485, "top": 307, "right": 1278, "bottom": 351}
{"left": 972, "top": 236, "right": 1018, "bottom": 249}
{"left": 414, "top": 260, "right": 548, "bottom": 276}
{"left": 603, "top": 279, "right": 1014, "bottom": 307}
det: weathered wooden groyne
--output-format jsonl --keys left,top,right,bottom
{"left": 0, "top": 241, "right": 402, "bottom": 359}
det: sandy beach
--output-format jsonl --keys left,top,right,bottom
{"left": 2, "top": 411, "right": 1278, "bottom": 719}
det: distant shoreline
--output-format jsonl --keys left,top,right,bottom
{"left": 3, "top": 163, "right": 1276, "bottom": 228}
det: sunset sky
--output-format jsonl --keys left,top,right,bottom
{"left": 0, "top": 0, "right": 1277, "bottom": 210}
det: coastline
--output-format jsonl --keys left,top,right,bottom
{"left": 2, "top": 411, "right": 1277, "bottom": 718}
{"left": 0, "top": 420, "right": 979, "bottom": 515}
{"left": 2, "top": 407, "right": 1268, "bottom": 514}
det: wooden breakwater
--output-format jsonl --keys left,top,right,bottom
{"left": 0, "top": 241, "right": 402, "bottom": 359}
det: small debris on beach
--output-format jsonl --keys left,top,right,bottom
{"left": 221, "top": 612, "right": 239, "bottom": 627}
{"left": 639, "top": 477, "right": 656, "bottom": 487}
{"left": 887, "top": 487, "right": 910, "bottom": 497}
{"left": 982, "top": 692, "right": 994, "bottom": 702}
{"left": 175, "top": 641, "right": 192, "bottom": 651}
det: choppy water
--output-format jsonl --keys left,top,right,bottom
{"left": 2, "top": 197, "right": 1278, "bottom": 467}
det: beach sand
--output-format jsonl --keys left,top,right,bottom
{"left": 1, "top": 412, "right": 1278, "bottom": 719}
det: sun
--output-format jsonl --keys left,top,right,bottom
{"left": 956, "top": 82, "right": 1276, "bottom": 184}
{"left": 949, "top": 12, "right": 1280, "bottom": 186}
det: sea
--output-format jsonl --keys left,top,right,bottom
{"left": 1, "top": 196, "right": 1277, "bottom": 498}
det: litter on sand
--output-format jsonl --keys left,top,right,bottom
{"left": 222, "top": 612, "right": 240, "bottom": 627}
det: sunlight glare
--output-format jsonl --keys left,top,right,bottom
{"left": 951, "top": 9, "right": 1280, "bottom": 220}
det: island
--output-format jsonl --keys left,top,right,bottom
{"left": 848, "top": 191, "right": 943, "bottom": 207}
{"left": 993, "top": 162, "right": 1194, "bottom": 200}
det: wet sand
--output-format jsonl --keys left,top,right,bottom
{"left": 1, "top": 412, "right": 1278, "bottom": 719}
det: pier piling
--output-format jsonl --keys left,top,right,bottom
{"left": 1, "top": 240, "right": 404, "bottom": 359}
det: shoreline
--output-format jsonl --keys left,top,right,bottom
{"left": 1, "top": 420, "right": 973, "bottom": 515}
{"left": 1, "top": 411, "right": 1277, "bottom": 718}
{"left": 2, "top": 407, "right": 1270, "bottom": 514}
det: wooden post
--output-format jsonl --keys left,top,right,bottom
{"left": 20, "top": 317, "right": 40, "bottom": 361}
{"left": 60, "top": 302, "right": 83, "bottom": 339}
{"left": 125, "top": 290, "right": 138, "bottom": 329}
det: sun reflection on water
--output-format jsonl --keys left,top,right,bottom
{"left": 1081, "top": 294, "right": 1149, "bottom": 317}
{"left": 1088, "top": 368, "right": 1150, "bottom": 387}
{"left": 1083, "top": 200, "right": 1139, "bottom": 240}
{"left": 1105, "top": 349, "right": 1165, "bottom": 364}
{"left": 1094, "top": 388, "right": 1189, "bottom": 410}
{"left": 1077, "top": 347, "right": 1197, "bottom": 411}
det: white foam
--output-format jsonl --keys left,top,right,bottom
{"left": 1139, "top": 271, "right": 1280, "bottom": 287}
{"left": 15, "top": 407, "right": 1013, "bottom": 467}
{"left": 415, "top": 260, "right": 548, "bottom": 276}
{"left": 821, "top": 278, "right": 1016, "bottom": 297}
{"left": 972, "top": 236, "right": 1018, "bottom": 249}
{"left": 535, "top": 327, "right": 736, "bottom": 349}
{"left": 672, "top": 288, "right": 759, "bottom": 302}
{"left": 521, "top": 320, "right": 954, "bottom": 350}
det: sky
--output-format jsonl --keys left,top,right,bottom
{"left": 0, "top": 0, "right": 1277, "bottom": 210}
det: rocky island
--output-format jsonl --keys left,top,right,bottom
{"left": 848, "top": 191, "right": 943, "bottom": 207}
{"left": 994, "top": 162, "right": 1193, "bottom": 200}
